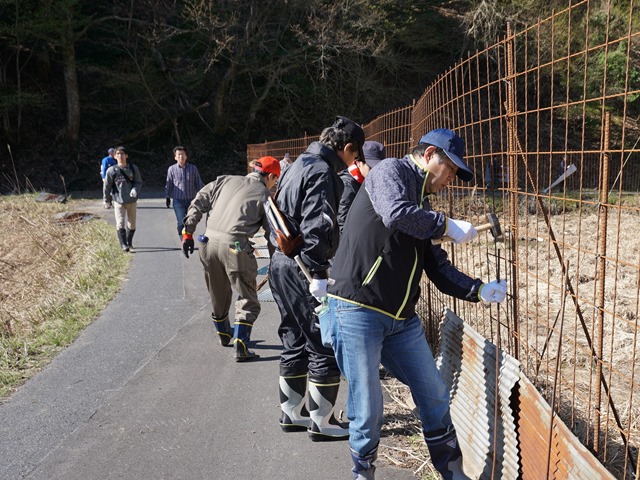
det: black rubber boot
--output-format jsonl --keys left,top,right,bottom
{"left": 233, "top": 322, "right": 259, "bottom": 362}
{"left": 126, "top": 229, "right": 135, "bottom": 250}
{"left": 211, "top": 313, "right": 232, "bottom": 347}
{"left": 351, "top": 447, "right": 377, "bottom": 480}
{"left": 307, "top": 375, "right": 349, "bottom": 441}
{"left": 117, "top": 228, "right": 129, "bottom": 252}
{"left": 279, "top": 374, "right": 310, "bottom": 432}
{"left": 424, "top": 427, "right": 468, "bottom": 480}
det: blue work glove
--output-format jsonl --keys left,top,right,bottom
{"left": 182, "top": 233, "right": 194, "bottom": 258}
{"left": 479, "top": 280, "right": 507, "bottom": 303}
{"left": 309, "top": 278, "right": 328, "bottom": 302}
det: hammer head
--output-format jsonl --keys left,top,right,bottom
{"left": 486, "top": 212, "right": 502, "bottom": 238}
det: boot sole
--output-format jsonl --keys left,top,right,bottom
{"left": 235, "top": 355, "right": 260, "bottom": 362}
{"left": 280, "top": 424, "right": 308, "bottom": 433}
{"left": 308, "top": 431, "right": 350, "bottom": 442}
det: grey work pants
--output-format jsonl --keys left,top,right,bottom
{"left": 198, "top": 234, "right": 260, "bottom": 325}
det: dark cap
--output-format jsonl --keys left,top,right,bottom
{"left": 254, "top": 156, "right": 281, "bottom": 177}
{"left": 419, "top": 128, "right": 473, "bottom": 181}
{"left": 362, "top": 141, "right": 386, "bottom": 168}
{"left": 332, "top": 116, "right": 365, "bottom": 161}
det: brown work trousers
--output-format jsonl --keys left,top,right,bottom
{"left": 198, "top": 234, "right": 260, "bottom": 325}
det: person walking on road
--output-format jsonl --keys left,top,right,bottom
{"left": 100, "top": 147, "right": 117, "bottom": 181}
{"left": 165, "top": 146, "right": 204, "bottom": 237}
{"left": 337, "top": 140, "right": 386, "bottom": 233}
{"left": 181, "top": 157, "right": 280, "bottom": 362}
{"left": 325, "top": 128, "right": 507, "bottom": 480}
{"left": 103, "top": 146, "right": 143, "bottom": 252}
{"left": 268, "top": 115, "right": 365, "bottom": 442}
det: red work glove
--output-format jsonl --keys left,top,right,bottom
{"left": 182, "top": 232, "right": 194, "bottom": 258}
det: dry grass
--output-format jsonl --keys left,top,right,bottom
{"left": 380, "top": 372, "right": 440, "bottom": 479}
{"left": 514, "top": 209, "right": 640, "bottom": 478}
{"left": 0, "top": 193, "right": 130, "bottom": 398}
{"left": 395, "top": 201, "right": 640, "bottom": 478}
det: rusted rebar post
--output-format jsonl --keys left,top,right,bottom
{"left": 546, "top": 261, "right": 570, "bottom": 478}
{"left": 593, "top": 111, "right": 611, "bottom": 453}
{"left": 504, "top": 22, "right": 520, "bottom": 360}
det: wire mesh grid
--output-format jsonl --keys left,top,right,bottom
{"left": 247, "top": 2, "right": 640, "bottom": 477}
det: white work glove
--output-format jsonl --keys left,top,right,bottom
{"left": 130, "top": 188, "right": 138, "bottom": 198}
{"left": 445, "top": 218, "right": 478, "bottom": 244}
{"left": 479, "top": 279, "right": 507, "bottom": 303}
{"left": 309, "top": 278, "right": 328, "bottom": 302}
{"left": 103, "top": 201, "right": 112, "bottom": 209}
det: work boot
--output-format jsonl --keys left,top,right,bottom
{"left": 279, "top": 374, "right": 310, "bottom": 432}
{"left": 117, "top": 228, "right": 129, "bottom": 252}
{"left": 424, "top": 426, "right": 469, "bottom": 480}
{"left": 351, "top": 447, "right": 377, "bottom": 480}
{"left": 126, "top": 228, "right": 135, "bottom": 250}
{"left": 211, "top": 313, "right": 232, "bottom": 346}
{"left": 233, "top": 322, "right": 259, "bottom": 362}
{"left": 308, "top": 375, "right": 349, "bottom": 441}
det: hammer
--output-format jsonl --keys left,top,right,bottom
{"left": 432, "top": 212, "right": 502, "bottom": 245}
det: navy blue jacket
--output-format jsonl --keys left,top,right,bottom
{"left": 328, "top": 155, "right": 482, "bottom": 319}
{"left": 270, "top": 142, "right": 346, "bottom": 279}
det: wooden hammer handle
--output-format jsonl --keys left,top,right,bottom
{"left": 432, "top": 222, "right": 492, "bottom": 245}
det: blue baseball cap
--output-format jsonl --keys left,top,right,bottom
{"left": 419, "top": 128, "right": 473, "bottom": 181}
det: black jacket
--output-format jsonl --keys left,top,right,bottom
{"left": 270, "top": 142, "right": 346, "bottom": 279}
{"left": 328, "top": 156, "right": 482, "bottom": 319}
{"left": 337, "top": 170, "right": 361, "bottom": 234}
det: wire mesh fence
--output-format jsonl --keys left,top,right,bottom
{"left": 247, "top": 1, "right": 640, "bottom": 477}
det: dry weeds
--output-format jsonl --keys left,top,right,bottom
{"left": 0, "top": 194, "right": 129, "bottom": 397}
{"left": 380, "top": 372, "right": 439, "bottom": 479}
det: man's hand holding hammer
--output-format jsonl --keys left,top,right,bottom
{"left": 444, "top": 218, "right": 478, "bottom": 244}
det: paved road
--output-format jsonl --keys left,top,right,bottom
{"left": 0, "top": 195, "right": 416, "bottom": 480}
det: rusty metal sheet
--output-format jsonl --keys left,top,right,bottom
{"left": 518, "top": 379, "right": 615, "bottom": 479}
{"left": 438, "top": 309, "right": 521, "bottom": 480}
{"left": 438, "top": 309, "right": 614, "bottom": 479}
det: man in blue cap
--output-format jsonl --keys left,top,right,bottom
{"left": 325, "top": 128, "right": 507, "bottom": 480}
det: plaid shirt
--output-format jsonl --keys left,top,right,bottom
{"left": 165, "top": 162, "right": 204, "bottom": 201}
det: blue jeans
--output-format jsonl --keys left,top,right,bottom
{"left": 172, "top": 198, "right": 191, "bottom": 236}
{"left": 324, "top": 297, "right": 453, "bottom": 456}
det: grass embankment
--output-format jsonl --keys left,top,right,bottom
{"left": 0, "top": 194, "right": 130, "bottom": 399}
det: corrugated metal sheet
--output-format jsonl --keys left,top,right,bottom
{"left": 438, "top": 309, "right": 520, "bottom": 479}
{"left": 437, "top": 309, "right": 614, "bottom": 479}
{"left": 518, "top": 380, "right": 615, "bottom": 479}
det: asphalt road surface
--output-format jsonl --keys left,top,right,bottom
{"left": 0, "top": 194, "right": 416, "bottom": 480}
